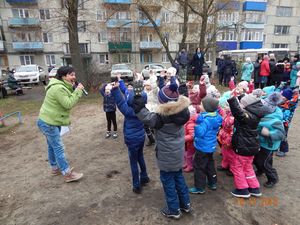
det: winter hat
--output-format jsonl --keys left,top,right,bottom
{"left": 127, "top": 90, "right": 147, "bottom": 107}
{"left": 201, "top": 96, "right": 219, "bottom": 112}
{"left": 262, "top": 92, "right": 282, "bottom": 113}
{"left": 252, "top": 89, "right": 265, "bottom": 98}
{"left": 240, "top": 94, "right": 260, "bottom": 108}
{"left": 207, "top": 86, "right": 221, "bottom": 99}
{"left": 143, "top": 79, "right": 151, "bottom": 87}
{"left": 262, "top": 86, "right": 275, "bottom": 98}
{"left": 167, "top": 67, "right": 177, "bottom": 76}
{"left": 105, "top": 83, "right": 112, "bottom": 91}
{"left": 158, "top": 83, "right": 179, "bottom": 104}
{"left": 281, "top": 88, "right": 293, "bottom": 100}
{"left": 188, "top": 105, "right": 197, "bottom": 116}
{"left": 237, "top": 81, "right": 249, "bottom": 93}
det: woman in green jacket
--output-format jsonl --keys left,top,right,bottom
{"left": 37, "top": 66, "right": 84, "bottom": 183}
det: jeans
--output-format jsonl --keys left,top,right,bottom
{"left": 160, "top": 170, "right": 190, "bottom": 214}
{"left": 127, "top": 141, "right": 148, "bottom": 189}
{"left": 37, "top": 119, "right": 70, "bottom": 175}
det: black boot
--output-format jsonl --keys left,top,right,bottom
{"left": 146, "top": 134, "right": 155, "bottom": 146}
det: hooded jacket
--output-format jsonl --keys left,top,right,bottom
{"left": 228, "top": 97, "right": 267, "bottom": 156}
{"left": 188, "top": 83, "right": 207, "bottom": 113}
{"left": 185, "top": 114, "right": 198, "bottom": 152}
{"left": 39, "top": 78, "right": 83, "bottom": 126}
{"left": 241, "top": 62, "right": 254, "bottom": 82}
{"left": 99, "top": 84, "right": 116, "bottom": 112}
{"left": 136, "top": 96, "right": 190, "bottom": 172}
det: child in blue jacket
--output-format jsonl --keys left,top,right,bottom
{"left": 189, "top": 96, "right": 223, "bottom": 194}
{"left": 110, "top": 81, "right": 150, "bottom": 194}
{"left": 100, "top": 83, "right": 118, "bottom": 138}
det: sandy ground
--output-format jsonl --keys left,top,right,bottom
{"left": 0, "top": 88, "right": 300, "bottom": 225}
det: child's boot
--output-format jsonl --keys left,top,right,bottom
{"left": 112, "top": 131, "right": 118, "bottom": 139}
{"left": 105, "top": 131, "right": 111, "bottom": 138}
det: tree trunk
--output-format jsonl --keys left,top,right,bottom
{"left": 199, "top": 0, "right": 208, "bottom": 50}
{"left": 66, "top": 0, "right": 85, "bottom": 84}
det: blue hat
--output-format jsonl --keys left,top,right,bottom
{"left": 158, "top": 83, "right": 179, "bottom": 104}
{"left": 127, "top": 90, "right": 147, "bottom": 107}
{"left": 281, "top": 88, "right": 293, "bottom": 100}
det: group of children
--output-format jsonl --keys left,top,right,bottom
{"left": 99, "top": 67, "right": 299, "bottom": 219}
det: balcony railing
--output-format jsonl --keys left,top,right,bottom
{"left": 0, "top": 41, "right": 4, "bottom": 51}
{"left": 140, "top": 41, "right": 162, "bottom": 49}
{"left": 138, "top": 19, "right": 161, "bottom": 27}
{"left": 6, "top": 0, "right": 37, "bottom": 4}
{"left": 106, "top": 19, "right": 132, "bottom": 28}
{"left": 243, "top": 1, "right": 267, "bottom": 12}
{"left": 104, "top": 0, "right": 131, "bottom": 4}
{"left": 8, "top": 18, "right": 40, "bottom": 27}
{"left": 108, "top": 41, "right": 132, "bottom": 51}
{"left": 12, "top": 42, "right": 44, "bottom": 51}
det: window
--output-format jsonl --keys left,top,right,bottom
{"left": 140, "top": 33, "right": 153, "bottom": 42}
{"left": 40, "top": 9, "right": 50, "bottom": 20}
{"left": 245, "top": 12, "right": 265, "bottom": 23}
{"left": 272, "top": 43, "right": 288, "bottom": 48}
{"left": 108, "top": 29, "right": 131, "bottom": 42}
{"left": 12, "top": 9, "right": 29, "bottom": 18}
{"left": 98, "top": 32, "right": 107, "bottom": 42}
{"left": 45, "top": 54, "right": 56, "bottom": 66}
{"left": 78, "top": 21, "right": 86, "bottom": 32}
{"left": 274, "top": 26, "right": 290, "bottom": 35}
{"left": 99, "top": 54, "right": 109, "bottom": 64}
{"left": 218, "top": 12, "right": 239, "bottom": 24}
{"left": 78, "top": 0, "right": 84, "bottom": 9}
{"left": 97, "top": 10, "right": 106, "bottom": 21}
{"left": 20, "top": 55, "right": 34, "bottom": 65}
{"left": 218, "top": 30, "right": 236, "bottom": 41}
{"left": 276, "top": 7, "right": 292, "bottom": 17}
{"left": 79, "top": 43, "right": 89, "bottom": 53}
{"left": 162, "top": 12, "right": 170, "bottom": 23}
{"left": 162, "top": 53, "right": 170, "bottom": 63}
{"left": 179, "top": 23, "right": 184, "bottom": 33}
{"left": 43, "top": 33, "right": 53, "bottom": 43}
{"left": 140, "top": 52, "right": 152, "bottom": 63}
{"left": 116, "top": 11, "right": 130, "bottom": 20}
{"left": 243, "top": 30, "right": 262, "bottom": 41}
{"left": 116, "top": 53, "right": 130, "bottom": 63}
{"left": 139, "top": 12, "right": 147, "bottom": 20}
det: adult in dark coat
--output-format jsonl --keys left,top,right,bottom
{"left": 191, "top": 48, "right": 205, "bottom": 82}
{"left": 253, "top": 57, "right": 262, "bottom": 89}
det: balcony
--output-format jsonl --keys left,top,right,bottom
{"left": 216, "top": 1, "right": 240, "bottom": 10}
{"left": 108, "top": 41, "right": 132, "bottom": 52}
{"left": 12, "top": 42, "right": 44, "bottom": 51}
{"left": 8, "top": 18, "right": 40, "bottom": 27}
{"left": 138, "top": 19, "right": 161, "bottom": 27}
{"left": 243, "top": 1, "right": 267, "bottom": 12}
{"left": 6, "top": 0, "right": 37, "bottom": 4}
{"left": 240, "top": 41, "right": 263, "bottom": 49}
{"left": 243, "top": 23, "right": 264, "bottom": 29}
{"left": 104, "top": 0, "right": 131, "bottom": 4}
{"left": 137, "top": 0, "right": 162, "bottom": 8}
{"left": 217, "top": 41, "right": 237, "bottom": 51}
{"left": 106, "top": 19, "right": 131, "bottom": 28}
{"left": 140, "top": 41, "right": 162, "bottom": 49}
{"left": 0, "top": 40, "right": 4, "bottom": 51}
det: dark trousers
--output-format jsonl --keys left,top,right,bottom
{"left": 106, "top": 111, "right": 117, "bottom": 131}
{"left": 160, "top": 170, "right": 190, "bottom": 214}
{"left": 218, "top": 73, "right": 224, "bottom": 85}
{"left": 254, "top": 147, "right": 278, "bottom": 183}
{"left": 280, "top": 126, "right": 289, "bottom": 153}
{"left": 193, "top": 150, "right": 217, "bottom": 189}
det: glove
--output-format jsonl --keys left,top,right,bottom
{"left": 133, "top": 95, "right": 145, "bottom": 114}
{"left": 261, "top": 127, "right": 270, "bottom": 137}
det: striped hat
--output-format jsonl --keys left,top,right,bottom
{"left": 158, "top": 83, "right": 179, "bottom": 104}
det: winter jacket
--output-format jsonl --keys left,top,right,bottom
{"left": 290, "top": 64, "right": 300, "bottom": 88}
{"left": 185, "top": 114, "right": 197, "bottom": 153}
{"left": 258, "top": 107, "right": 285, "bottom": 151}
{"left": 194, "top": 112, "right": 223, "bottom": 153}
{"left": 111, "top": 87, "right": 145, "bottom": 147}
{"left": 191, "top": 52, "right": 205, "bottom": 76}
{"left": 222, "top": 59, "right": 235, "bottom": 77}
{"left": 145, "top": 87, "right": 160, "bottom": 112}
{"left": 271, "top": 63, "right": 284, "bottom": 84}
{"left": 7, "top": 73, "right": 20, "bottom": 90}
{"left": 39, "top": 78, "right": 83, "bottom": 126}
{"left": 218, "top": 111, "right": 234, "bottom": 150}
{"left": 253, "top": 62, "right": 261, "bottom": 83}
{"left": 279, "top": 92, "right": 299, "bottom": 128}
{"left": 228, "top": 97, "right": 267, "bottom": 156}
{"left": 136, "top": 96, "right": 190, "bottom": 172}
{"left": 188, "top": 83, "right": 207, "bottom": 113}
{"left": 241, "top": 62, "right": 254, "bottom": 82}
{"left": 100, "top": 84, "right": 116, "bottom": 112}
{"left": 260, "top": 59, "right": 270, "bottom": 76}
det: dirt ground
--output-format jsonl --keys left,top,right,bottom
{"left": 0, "top": 87, "right": 300, "bottom": 225}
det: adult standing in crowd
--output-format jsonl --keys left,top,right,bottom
{"left": 253, "top": 57, "right": 262, "bottom": 89}
{"left": 241, "top": 57, "right": 254, "bottom": 82}
{"left": 221, "top": 55, "right": 236, "bottom": 86}
{"left": 259, "top": 55, "right": 270, "bottom": 89}
{"left": 37, "top": 66, "right": 84, "bottom": 183}
{"left": 177, "top": 48, "right": 189, "bottom": 83}
{"left": 191, "top": 47, "right": 205, "bottom": 82}
{"left": 217, "top": 55, "right": 225, "bottom": 85}
{"left": 268, "top": 53, "right": 277, "bottom": 86}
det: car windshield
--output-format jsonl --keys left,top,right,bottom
{"left": 112, "top": 65, "right": 129, "bottom": 70}
{"left": 16, "top": 65, "right": 37, "bottom": 72}
{"left": 149, "top": 65, "right": 164, "bottom": 69}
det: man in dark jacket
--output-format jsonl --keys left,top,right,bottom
{"left": 177, "top": 48, "right": 189, "bottom": 83}
{"left": 7, "top": 71, "right": 23, "bottom": 95}
{"left": 191, "top": 47, "right": 205, "bottom": 82}
{"left": 133, "top": 75, "right": 191, "bottom": 219}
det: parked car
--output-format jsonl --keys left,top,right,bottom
{"left": 141, "top": 64, "right": 166, "bottom": 79}
{"left": 49, "top": 67, "right": 59, "bottom": 79}
{"left": 110, "top": 64, "right": 133, "bottom": 81}
{"left": 14, "top": 65, "right": 48, "bottom": 85}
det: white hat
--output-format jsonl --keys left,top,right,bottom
{"left": 167, "top": 67, "right": 177, "bottom": 76}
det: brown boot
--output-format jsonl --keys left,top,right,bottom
{"left": 51, "top": 168, "right": 61, "bottom": 176}
{"left": 64, "top": 168, "right": 83, "bottom": 183}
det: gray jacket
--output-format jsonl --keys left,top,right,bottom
{"left": 137, "top": 96, "right": 190, "bottom": 172}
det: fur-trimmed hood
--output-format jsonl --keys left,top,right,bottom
{"left": 156, "top": 95, "right": 190, "bottom": 116}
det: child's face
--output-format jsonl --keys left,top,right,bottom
{"left": 128, "top": 85, "right": 133, "bottom": 90}
{"left": 144, "top": 84, "right": 151, "bottom": 91}
{"left": 105, "top": 89, "right": 111, "bottom": 95}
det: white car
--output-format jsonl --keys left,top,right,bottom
{"left": 111, "top": 64, "right": 133, "bottom": 81}
{"left": 49, "top": 67, "right": 59, "bottom": 79}
{"left": 141, "top": 64, "right": 166, "bottom": 79}
{"left": 14, "top": 65, "right": 48, "bottom": 85}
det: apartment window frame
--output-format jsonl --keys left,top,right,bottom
{"left": 39, "top": 9, "right": 50, "bottom": 20}
{"left": 117, "top": 53, "right": 131, "bottom": 63}
{"left": 274, "top": 25, "right": 290, "bottom": 35}
{"left": 43, "top": 32, "right": 53, "bottom": 43}
{"left": 96, "top": 10, "right": 106, "bottom": 21}
{"left": 162, "top": 53, "right": 170, "bottom": 63}
{"left": 116, "top": 11, "right": 130, "bottom": 20}
{"left": 12, "top": 8, "right": 29, "bottom": 18}
{"left": 272, "top": 43, "right": 288, "bottom": 48}
{"left": 276, "top": 6, "right": 292, "bottom": 17}
{"left": 45, "top": 54, "right": 56, "bottom": 66}
{"left": 99, "top": 54, "right": 109, "bottom": 64}
{"left": 98, "top": 31, "right": 107, "bottom": 43}
{"left": 78, "top": 21, "right": 87, "bottom": 32}
{"left": 162, "top": 12, "right": 170, "bottom": 23}
{"left": 20, "top": 55, "right": 34, "bottom": 65}
{"left": 140, "top": 52, "right": 153, "bottom": 63}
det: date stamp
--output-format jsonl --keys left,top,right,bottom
{"left": 236, "top": 197, "right": 279, "bottom": 207}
